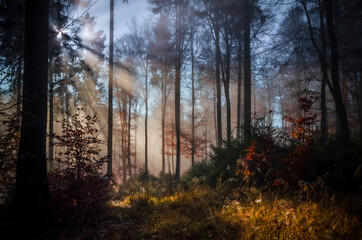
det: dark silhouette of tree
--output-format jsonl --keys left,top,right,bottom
{"left": 107, "top": 0, "right": 114, "bottom": 177}
{"left": 10, "top": 0, "right": 50, "bottom": 237}
{"left": 237, "top": 34, "right": 243, "bottom": 139}
{"left": 325, "top": 0, "right": 350, "bottom": 144}
{"left": 191, "top": 29, "right": 196, "bottom": 165}
{"left": 244, "top": 0, "right": 252, "bottom": 141}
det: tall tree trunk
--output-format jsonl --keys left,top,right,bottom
{"left": 237, "top": 36, "right": 242, "bottom": 139}
{"left": 223, "top": 34, "right": 231, "bottom": 142}
{"left": 161, "top": 64, "right": 165, "bottom": 174}
{"left": 65, "top": 91, "right": 70, "bottom": 116}
{"left": 167, "top": 152, "right": 171, "bottom": 174}
{"left": 215, "top": 28, "right": 223, "bottom": 147}
{"left": 175, "top": 0, "right": 181, "bottom": 180}
{"left": 128, "top": 95, "right": 132, "bottom": 178}
{"left": 122, "top": 94, "right": 127, "bottom": 182}
{"left": 303, "top": 0, "right": 331, "bottom": 139}
{"left": 244, "top": 0, "right": 252, "bottom": 142}
{"left": 11, "top": 0, "right": 49, "bottom": 236}
{"left": 357, "top": 72, "right": 362, "bottom": 141}
{"left": 325, "top": 0, "right": 350, "bottom": 144}
{"left": 213, "top": 83, "right": 218, "bottom": 144}
{"left": 318, "top": 0, "right": 328, "bottom": 139}
{"left": 119, "top": 107, "right": 123, "bottom": 180}
{"left": 191, "top": 31, "right": 195, "bottom": 166}
{"left": 171, "top": 113, "right": 175, "bottom": 175}
{"left": 16, "top": 58, "right": 22, "bottom": 114}
{"left": 48, "top": 58, "right": 54, "bottom": 170}
{"left": 204, "top": 123, "right": 208, "bottom": 161}
{"left": 107, "top": 0, "right": 114, "bottom": 177}
{"left": 134, "top": 123, "right": 137, "bottom": 176}
{"left": 145, "top": 61, "right": 149, "bottom": 174}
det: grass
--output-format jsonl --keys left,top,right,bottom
{"left": 103, "top": 186, "right": 362, "bottom": 240}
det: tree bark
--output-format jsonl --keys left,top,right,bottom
{"left": 357, "top": 72, "right": 362, "bottom": 141}
{"left": 16, "top": 58, "right": 22, "bottom": 114}
{"left": 161, "top": 63, "right": 166, "bottom": 174}
{"left": 302, "top": 0, "right": 329, "bottom": 139}
{"left": 122, "top": 94, "right": 127, "bottom": 182}
{"left": 191, "top": 31, "right": 195, "bottom": 166}
{"left": 215, "top": 27, "right": 223, "bottom": 147}
{"left": 134, "top": 123, "right": 137, "bottom": 176}
{"left": 325, "top": 0, "right": 350, "bottom": 144}
{"left": 128, "top": 95, "right": 132, "bottom": 178}
{"left": 11, "top": 0, "right": 49, "bottom": 237}
{"left": 175, "top": 0, "right": 181, "bottom": 180}
{"left": 223, "top": 32, "right": 231, "bottom": 142}
{"left": 145, "top": 61, "right": 149, "bottom": 175}
{"left": 48, "top": 58, "right": 54, "bottom": 170}
{"left": 237, "top": 36, "right": 242, "bottom": 139}
{"left": 213, "top": 83, "right": 218, "bottom": 144}
{"left": 244, "top": 0, "right": 252, "bottom": 142}
{"left": 318, "top": 0, "right": 328, "bottom": 139}
{"left": 107, "top": 0, "right": 114, "bottom": 177}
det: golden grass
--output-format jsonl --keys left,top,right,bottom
{"left": 216, "top": 197, "right": 360, "bottom": 239}
{"left": 106, "top": 188, "right": 362, "bottom": 240}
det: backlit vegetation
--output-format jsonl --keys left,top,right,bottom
{"left": 104, "top": 186, "right": 362, "bottom": 240}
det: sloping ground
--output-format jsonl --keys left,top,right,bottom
{"left": 104, "top": 188, "right": 362, "bottom": 240}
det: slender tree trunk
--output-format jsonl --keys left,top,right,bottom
{"left": 224, "top": 35, "right": 231, "bottom": 142}
{"left": 319, "top": 0, "right": 328, "bottom": 138}
{"left": 357, "top": 72, "right": 362, "bottom": 140}
{"left": 215, "top": 28, "right": 223, "bottom": 147}
{"left": 325, "top": 0, "right": 350, "bottom": 144}
{"left": 128, "top": 95, "right": 132, "bottom": 178}
{"left": 191, "top": 32, "right": 195, "bottom": 166}
{"left": 303, "top": 0, "right": 329, "bottom": 139}
{"left": 213, "top": 83, "right": 218, "bottom": 144}
{"left": 11, "top": 0, "right": 49, "bottom": 236}
{"left": 16, "top": 58, "right": 22, "bottom": 114}
{"left": 122, "top": 123, "right": 126, "bottom": 182}
{"left": 134, "top": 123, "right": 137, "bottom": 176}
{"left": 244, "top": 0, "right": 252, "bottom": 142}
{"left": 171, "top": 113, "right": 175, "bottom": 175}
{"left": 175, "top": 0, "right": 181, "bottom": 180}
{"left": 145, "top": 61, "right": 149, "bottom": 174}
{"left": 161, "top": 64, "right": 165, "bottom": 174}
{"left": 65, "top": 91, "right": 70, "bottom": 116}
{"left": 237, "top": 36, "right": 242, "bottom": 139}
{"left": 119, "top": 107, "right": 124, "bottom": 180}
{"left": 204, "top": 123, "right": 208, "bottom": 161}
{"left": 107, "top": 0, "right": 114, "bottom": 177}
{"left": 167, "top": 153, "right": 171, "bottom": 174}
{"left": 122, "top": 94, "right": 127, "bottom": 182}
{"left": 48, "top": 58, "right": 54, "bottom": 170}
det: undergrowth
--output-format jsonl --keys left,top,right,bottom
{"left": 105, "top": 184, "right": 362, "bottom": 240}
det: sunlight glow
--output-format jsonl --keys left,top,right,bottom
{"left": 57, "top": 30, "right": 63, "bottom": 39}
{"left": 80, "top": 27, "right": 92, "bottom": 41}
{"left": 115, "top": 68, "right": 134, "bottom": 93}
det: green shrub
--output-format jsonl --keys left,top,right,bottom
{"left": 182, "top": 160, "right": 215, "bottom": 186}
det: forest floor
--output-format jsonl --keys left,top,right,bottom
{"left": 1, "top": 185, "right": 361, "bottom": 239}
{"left": 99, "top": 187, "right": 362, "bottom": 240}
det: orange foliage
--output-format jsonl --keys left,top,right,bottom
{"left": 235, "top": 93, "right": 321, "bottom": 188}
{"left": 283, "top": 92, "right": 319, "bottom": 143}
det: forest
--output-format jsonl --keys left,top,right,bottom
{"left": 0, "top": 0, "right": 361, "bottom": 239}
